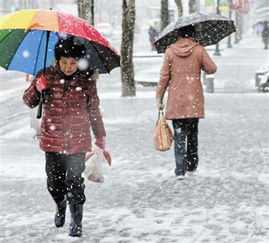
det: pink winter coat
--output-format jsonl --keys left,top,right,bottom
{"left": 156, "top": 38, "right": 217, "bottom": 119}
{"left": 23, "top": 65, "right": 106, "bottom": 154}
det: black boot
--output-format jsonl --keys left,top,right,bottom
{"left": 54, "top": 199, "right": 67, "bottom": 227}
{"left": 69, "top": 204, "right": 83, "bottom": 237}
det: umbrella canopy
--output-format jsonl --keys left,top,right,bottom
{"left": 154, "top": 13, "right": 236, "bottom": 53}
{"left": 0, "top": 9, "right": 120, "bottom": 75}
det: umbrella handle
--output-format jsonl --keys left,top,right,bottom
{"left": 36, "top": 93, "right": 43, "bottom": 119}
{"left": 36, "top": 31, "right": 49, "bottom": 120}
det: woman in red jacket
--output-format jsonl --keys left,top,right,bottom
{"left": 23, "top": 37, "right": 106, "bottom": 237}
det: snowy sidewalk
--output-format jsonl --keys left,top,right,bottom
{"left": 0, "top": 86, "right": 269, "bottom": 242}
{"left": 0, "top": 33, "right": 269, "bottom": 242}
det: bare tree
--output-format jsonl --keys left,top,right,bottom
{"left": 234, "top": 11, "right": 242, "bottom": 44}
{"left": 174, "top": 0, "right": 183, "bottom": 17}
{"left": 76, "top": 0, "right": 94, "bottom": 24}
{"left": 161, "top": 0, "right": 169, "bottom": 30}
{"left": 189, "top": 0, "right": 197, "bottom": 13}
{"left": 121, "top": 0, "right": 136, "bottom": 97}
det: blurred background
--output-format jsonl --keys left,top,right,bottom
{"left": 0, "top": 0, "right": 268, "bottom": 39}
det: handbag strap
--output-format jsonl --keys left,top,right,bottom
{"left": 156, "top": 110, "right": 164, "bottom": 126}
{"left": 158, "top": 109, "right": 164, "bottom": 120}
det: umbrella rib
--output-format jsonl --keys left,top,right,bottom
{"left": 0, "top": 29, "right": 14, "bottom": 44}
{"left": 33, "top": 30, "right": 46, "bottom": 75}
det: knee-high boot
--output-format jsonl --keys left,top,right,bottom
{"left": 69, "top": 204, "right": 83, "bottom": 237}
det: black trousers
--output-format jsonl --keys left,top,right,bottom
{"left": 45, "top": 152, "right": 86, "bottom": 205}
{"left": 172, "top": 118, "right": 199, "bottom": 175}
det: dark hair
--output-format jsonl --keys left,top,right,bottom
{"left": 54, "top": 36, "right": 86, "bottom": 61}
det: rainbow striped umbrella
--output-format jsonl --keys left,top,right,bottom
{"left": 0, "top": 9, "right": 120, "bottom": 75}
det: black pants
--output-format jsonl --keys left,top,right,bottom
{"left": 172, "top": 118, "right": 199, "bottom": 175}
{"left": 45, "top": 152, "right": 86, "bottom": 205}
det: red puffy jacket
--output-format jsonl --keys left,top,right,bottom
{"left": 23, "top": 66, "right": 106, "bottom": 154}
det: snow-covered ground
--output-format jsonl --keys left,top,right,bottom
{"left": 0, "top": 33, "right": 269, "bottom": 242}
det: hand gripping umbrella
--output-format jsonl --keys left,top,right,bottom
{"left": 0, "top": 9, "right": 120, "bottom": 118}
{"left": 154, "top": 13, "right": 236, "bottom": 53}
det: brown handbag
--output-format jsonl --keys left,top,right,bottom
{"left": 154, "top": 110, "right": 173, "bottom": 151}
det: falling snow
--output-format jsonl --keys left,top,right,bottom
{"left": 49, "top": 125, "right": 56, "bottom": 131}
{"left": 78, "top": 58, "right": 89, "bottom": 71}
{"left": 22, "top": 50, "right": 30, "bottom": 58}
{"left": 0, "top": 9, "right": 268, "bottom": 242}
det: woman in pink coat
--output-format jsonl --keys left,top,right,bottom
{"left": 156, "top": 29, "right": 217, "bottom": 180}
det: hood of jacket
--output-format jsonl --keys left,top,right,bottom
{"left": 169, "top": 38, "right": 198, "bottom": 57}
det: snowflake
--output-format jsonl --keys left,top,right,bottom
{"left": 22, "top": 50, "right": 30, "bottom": 58}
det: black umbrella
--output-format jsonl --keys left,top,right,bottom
{"left": 154, "top": 13, "right": 236, "bottom": 53}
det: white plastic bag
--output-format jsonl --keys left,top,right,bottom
{"left": 84, "top": 150, "right": 110, "bottom": 182}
